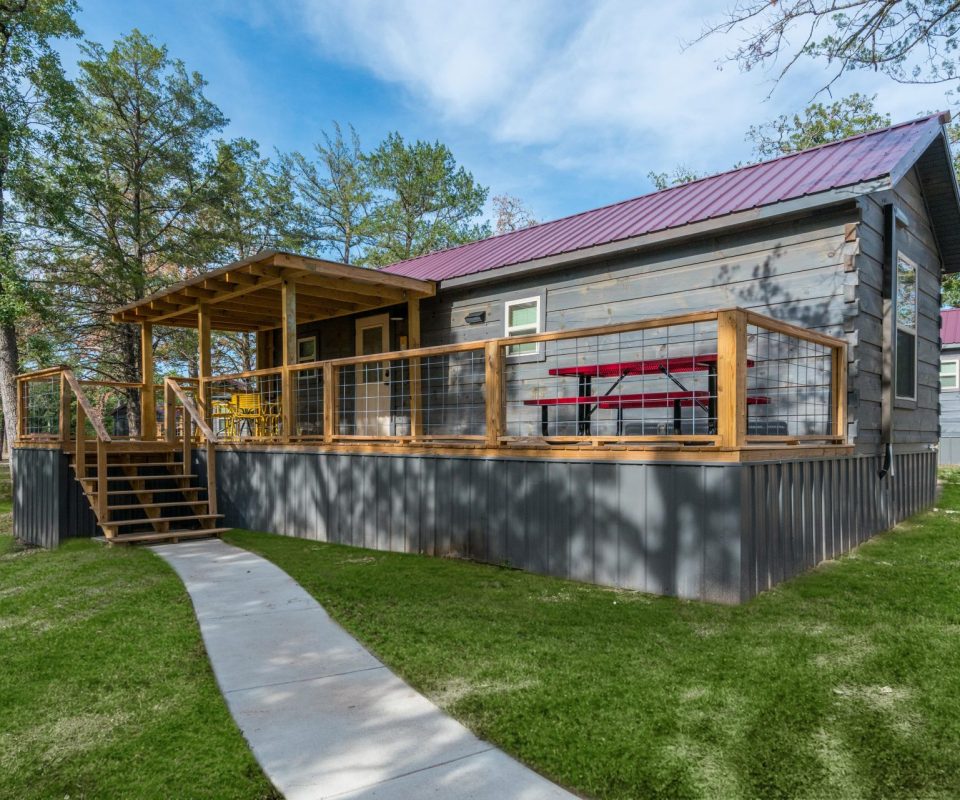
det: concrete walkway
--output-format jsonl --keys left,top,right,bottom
{"left": 152, "top": 539, "right": 576, "bottom": 800}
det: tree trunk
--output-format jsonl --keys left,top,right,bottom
{"left": 120, "top": 323, "right": 142, "bottom": 437}
{"left": 0, "top": 321, "right": 20, "bottom": 454}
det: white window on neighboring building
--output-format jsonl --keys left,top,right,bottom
{"left": 505, "top": 296, "right": 541, "bottom": 356}
{"left": 941, "top": 359, "right": 959, "bottom": 391}
{"left": 896, "top": 253, "right": 918, "bottom": 400}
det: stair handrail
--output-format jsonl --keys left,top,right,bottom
{"left": 165, "top": 377, "right": 218, "bottom": 515}
{"left": 63, "top": 370, "right": 113, "bottom": 442}
{"left": 165, "top": 377, "right": 217, "bottom": 442}
{"left": 61, "top": 369, "right": 112, "bottom": 520}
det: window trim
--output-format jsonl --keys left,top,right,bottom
{"left": 504, "top": 295, "right": 543, "bottom": 359}
{"left": 895, "top": 252, "right": 918, "bottom": 401}
{"left": 941, "top": 357, "right": 960, "bottom": 392}
{"left": 297, "top": 335, "right": 318, "bottom": 364}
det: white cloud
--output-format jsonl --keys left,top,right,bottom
{"left": 292, "top": 0, "right": 954, "bottom": 182}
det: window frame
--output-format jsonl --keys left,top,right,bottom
{"left": 941, "top": 357, "right": 960, "bottom": 392}
{"left": 504, "top": 295, "right": 544, "bottom": 360}
{"left": 297, "top": 335, "right": 318, "bottom": 365}
{"left": 895, "top": 252, "right": 918, "bottom": 401}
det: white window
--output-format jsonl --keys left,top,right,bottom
{"left": 895, "top": 254, "right": 917, "bottom": 400}
{"left": 297, "top": 335, "right": 317, "bottom": 364}
{"left": 505, "top": 296, "right": 541, "bottom": 356}
{"left": 941, "top": 359, "right": 959, "bottom": 391}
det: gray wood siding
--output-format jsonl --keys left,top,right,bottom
{"left": 940, "top": 347, "right": 960, "bottom": 435}
{"left": 420, "top": 206, "right": 858, "bottom": 349}
{"left": 855, "top": 169, "right": 943, "bottom": 454}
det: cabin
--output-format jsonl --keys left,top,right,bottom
{"left": 939, "top": 308, "right": 960, "bottom": 465}
{"left": 13, "top": 112, "right": 960, "bottom": 603}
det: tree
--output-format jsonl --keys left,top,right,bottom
{"left": 746, "top": 93, "right": 891, "bottom": 159}
{"left": 647, "top": 165, "right": 704, "bottom": 190}
{"left": 46, "top": 30, "right": 226, "bottom": 433}
{"left": 491, "top": 193, "right": 538, "bottom": 234}
{"left": 202, "top": 138, "right": 298, "bottom": 376}
{"left": 0, "top": 0, "right": 79, "bottom": 451}
{"left": 363, "top": 133, "right": 489, "bottom": 267}
{"left": 282, "top": 123, "right": 373, "bottom": 264}
{"left": 205, "top": 138, "right": 297, "bottom": 263}
{"left": 697, "top": 1, "right": 960, "bottom": 95}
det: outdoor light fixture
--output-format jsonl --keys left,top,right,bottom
{"left": 465, "top": 310, "right": 486, "bottom": 324}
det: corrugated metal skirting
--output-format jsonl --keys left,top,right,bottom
{"left": 199, "top": 448, "right": 937, "bottom": 604}
{"left": 12, "top": 448, "right": 98, "bottom": 548}
{"left": 740, "top": 451, "right": 938, "bottom": 598}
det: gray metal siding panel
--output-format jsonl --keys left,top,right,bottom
{"left": 592, "top": 462, "right": 619, "bottom": 588}
{"left": 616, "top": 463, "right": 644, "bottom": 591}
{"left": 13, "top": 449, "right": 97, "bottom": 548}
{"left": 208, "top": 446, "right": 935, "bottom": 604}
{"left": 568, "top": 461, "right": 594, "bottom": 584}
{"left": 740, "top": 450, "right": 936, "bottom": 600}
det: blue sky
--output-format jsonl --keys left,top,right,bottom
{"left": 64, "top": 0, "right": 956, "bottom": 226}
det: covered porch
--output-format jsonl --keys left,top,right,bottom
{"left": 110, "top": 250, "right": 437, "bottom": 442}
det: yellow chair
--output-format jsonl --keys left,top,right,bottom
{"left": 230, "top": 392, "right": 281, "bottom": 438}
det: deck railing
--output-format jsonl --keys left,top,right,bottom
{"left": 15, "top": 308, "right": 848, "bottom": 452}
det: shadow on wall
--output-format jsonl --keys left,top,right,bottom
{"left": 204, "top": 449, "right": 745, "bottom": 604}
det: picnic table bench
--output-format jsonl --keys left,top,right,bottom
{"left": 523, "top": 354, "right": 766, "bottom": 436}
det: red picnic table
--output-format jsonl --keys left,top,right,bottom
{"left": 523, "top": 354, "right": 763, "bottom": 436}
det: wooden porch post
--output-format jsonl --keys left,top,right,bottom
{"left": 407, "top": 297, "right": 422, "bottom": 438}
{"left": 281, "top": 279, "right": 297, "bottom": 439}
{"left": 716, "top": 309, "right": 747, "bottom": 449}
{"left": 59, "top": 371, "right": 70, "bottom": 447}
{"left": 140, "top": 322, "right": 156, "bottom": 440}
{"left": 256, "top": 330, "right": 270, "bottom": 370}
{"left": 485, "top": 339, "right": 504, "bottom": 447}
{"left": 198, "top": 303, "right": 212, "bottom": 429}
{"left": 832, "top": 342, "right": 848, "bottom": 441}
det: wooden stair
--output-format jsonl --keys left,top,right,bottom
{"left": 69, "top": 446, "right": 226, "bottom": 545}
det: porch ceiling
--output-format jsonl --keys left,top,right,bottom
{"left": 110, "top": 250, "right": 436, "bottom": 332}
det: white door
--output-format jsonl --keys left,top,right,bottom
{"left": 354, "top": 314, "right": 391, "bottom": 436}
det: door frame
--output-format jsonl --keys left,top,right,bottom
{"left": 354, "top": 313, "right": 392, "bottom": 435}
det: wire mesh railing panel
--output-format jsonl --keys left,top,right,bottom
{"left": 20, "top": 376, "right": 61, "bottom": 437}
{"left": 502, "top": 321, "right": 720, "bottom": 439}
{"left": 291, "top": 366, "right": 324, "bottom": 437}
{"left": 419, "top": 350, "right": 486, "bottom": 437}
{"left": 334, "top": 347, "right": 487, "bottom": 439}
{"left": 74, "top": 384, "right": 136, "bottom": 438}
{"left": 163, "top": 383, "right": 200, "bottom": 441}
{"left": 207, "top": 371, "right": 283, "bottom": 441}
{"left": 336, "top": 357, "right": 410, "bottom": 438}
{"left": 746, "top": 324, "right": 834, "bottom": 437}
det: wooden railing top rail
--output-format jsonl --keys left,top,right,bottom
{"left": 16, "top": 364, "right": 70, "bottom": 381}
{"left": 78, "top": 379, "right": 145, "bottom": 389}
{"left": 193, "top": 308, "right": 845, "bottom": 378}
{"left": 165, "top": 377, "right": 218, "bottom": 442}
{"left": 741, "top": 310, "right": 846, "bottom": 349}
{"left": 203, "top": 365, "right": 283, "bottom": 382}
{"left": 63, "top": 370, "right": 112, "bottom": 442}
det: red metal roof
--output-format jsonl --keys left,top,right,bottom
{"left": 943, "top": 309, "right": 960, "bottom": 344}
{"left": 384, "top": 113, "right": 947, "bottom": 283}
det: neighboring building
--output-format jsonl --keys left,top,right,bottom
{"left": 14, "top": 112, "right": 960, "bottom": 603}
{"left": 939, "top": 308, "right": 960, "bottom": 464}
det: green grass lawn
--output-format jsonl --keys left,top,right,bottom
{"left": 227, "top": 474, "right": 960, "bottom": 800}
{"left": 0, "top": 463, "right": 277, "bottom": 800}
